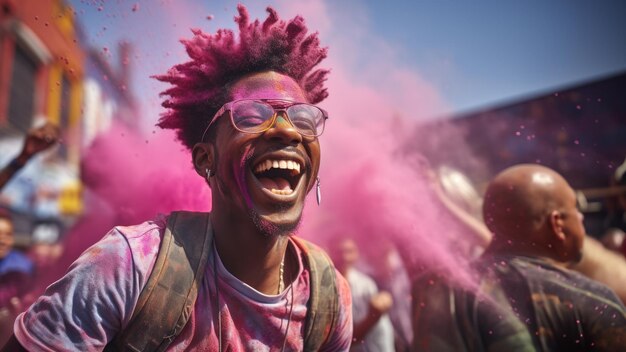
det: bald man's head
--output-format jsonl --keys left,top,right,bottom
{"left": 483, "top": 164, "right": 585, "bottom": 263}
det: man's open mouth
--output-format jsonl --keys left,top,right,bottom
{"left": 252, "top": 158, "right": 304, "bottom": 196}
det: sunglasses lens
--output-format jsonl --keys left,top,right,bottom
{"left": 287, "top": 104, "right": 325, "bottom": 136}
{"left": 231, "top": 100, "right": 275, "bottom": 132}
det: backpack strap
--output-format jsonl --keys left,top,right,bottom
{"left": 291, "top": 236, "right": 339, "bottom": 351}
{"left": 108, "top": 211, "right": 212, "bottom": 352}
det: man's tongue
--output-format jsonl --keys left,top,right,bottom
{"left": 259, "top": 177, "right": 292, "bottom": 192}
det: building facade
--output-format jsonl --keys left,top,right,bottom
{"left": 0, "top": 0, "right": 84, "bottom": 242}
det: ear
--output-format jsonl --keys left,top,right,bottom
{"left": 192, "top": 142, "right": 214, "bottom": 179}
{"left": 549, "top": 210, "right": 566, "bottom": 241}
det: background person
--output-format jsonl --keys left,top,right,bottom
{"left": 0, "top": 210, "right": 33, "bottom": 346}
{"left": 412, "top": 164, "right": 626, "bottom": 351}
{"left": 0, "top": 122, "right": 60, "bottom": 191}
{"left": 332, "top": 237, "right": 395, "bottom": 351}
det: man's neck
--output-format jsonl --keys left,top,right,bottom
{"left": 483, "top": 240, "right": 562, "bottom": 265}
{"left": 210, "top": 208, "right": 290, "bottom": 295}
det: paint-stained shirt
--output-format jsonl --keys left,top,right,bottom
{"left": 14, "top": 215, "right": 353, "bottom": 351}
{"left": 412, "top": 255, "right": 626, "bottom": 352}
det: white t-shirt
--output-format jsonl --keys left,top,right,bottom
{"left": 346, "top": 268, "right": 395, "bottom": 352}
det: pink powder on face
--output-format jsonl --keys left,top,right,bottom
{"left": 235, "top": 144, "right": 255, "bottom": 209}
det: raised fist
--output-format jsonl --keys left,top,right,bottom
{"left": 21, "top": 122, "right": 60, "bottom": 159}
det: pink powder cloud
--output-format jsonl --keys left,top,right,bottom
{"left": 272, "top": 0, "right": 475, "bottom": 284}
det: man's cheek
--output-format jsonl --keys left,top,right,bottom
{"left": 234, "top": 145, "right": 255, "bottom": 207}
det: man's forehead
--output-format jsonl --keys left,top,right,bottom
{"left": 228, "top": 72, "right": 306, "bottom": 101}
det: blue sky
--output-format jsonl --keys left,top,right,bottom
{"left": 360, "top": 0, "right": 626, "bottom": 112}
{"left": 70, "top": 0, "right": 626, "bottom": 122}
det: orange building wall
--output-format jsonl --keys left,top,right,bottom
{"left": 0, "top": 0, "right": 84, "bottom": 164}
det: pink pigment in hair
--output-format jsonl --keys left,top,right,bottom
{"left": 155, "top": 4, "right": 330, "bottom": 150}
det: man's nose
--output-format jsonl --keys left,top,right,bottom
{"left": 263, "top": 114, "right": 303, "bottom": 145}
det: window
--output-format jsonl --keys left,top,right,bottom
{"left": 8, "top": 44, "right": 37, "bottom": 131}
{"left": 57, "top": 74, "right": 71, "bottom": 158}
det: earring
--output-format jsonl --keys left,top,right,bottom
{"left": 205, "top": 168, "right": 211, "bottom": 182}
{"left": 316, "top": 177, "right": 321, "bottom": 206}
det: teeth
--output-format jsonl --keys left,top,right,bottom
{"left": 270, "top": 189, "right": 294, "bottom": 195}
{"left": 254, "top": 159, "right": 303, "bottom": 174}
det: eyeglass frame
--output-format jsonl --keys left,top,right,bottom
{"left": 200, "top": 99, "right": 329, "bottom": 142}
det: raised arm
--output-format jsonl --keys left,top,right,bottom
{"left": 0, "top": 122, "right": 60, "bottom": 190}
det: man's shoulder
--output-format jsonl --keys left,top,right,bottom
{"left": 484, "top": 255, "right": 625, "bottom": 307}
{"left": 289, "top": 235, "right": 351, "bottom": 302}
{"left": 477, "top": 254, "right": 558, "bottom": 276}
{"left": 101, "top": 215, "right": 167, "bottom": 276}
{"left": 113, "top": 214, "right": 167, "bottom": 240}
{"left": 509, "top": 256, "right": 604, "bottom": 288}
{"left": 289, "top": 236, "right": 337, "bottom": 276}
{"left": 290, "top": 236, "right": 327, "bottom": 256}
{"left": 558, "top": 267, "right": 626, "bottom": 306}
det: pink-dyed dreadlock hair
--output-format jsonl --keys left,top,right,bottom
{"left": 155, "top": 4, "right": 330, "bottom": 150}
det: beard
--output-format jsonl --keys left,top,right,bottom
{"left": 248, "top": 206, "right": 302, "bottom": 237}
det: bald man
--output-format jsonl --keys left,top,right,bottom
{"left": 412, "top": 164, "right": 626, "bottom": 352}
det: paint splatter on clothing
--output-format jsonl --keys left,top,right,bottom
{"left": 412, "top": 255, "right": 626, "bottom": 351}
{"left": 14, "top": 215, "right": 353, "bottom": 351}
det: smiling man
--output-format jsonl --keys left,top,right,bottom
{"left": 2, "top": 6, "right": 352, "bottom": 352}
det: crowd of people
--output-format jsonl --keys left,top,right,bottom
{"left": 0, "top": 122, "right": 63, "bottom": 345}
{"left": 1, "top": 5, "right": 625, "bottom": 351}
